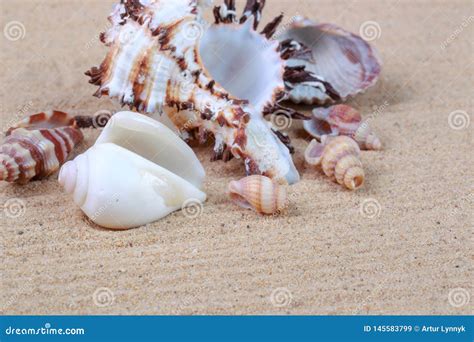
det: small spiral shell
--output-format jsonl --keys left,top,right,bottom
{"left": 305, "top": 136, "right": 365, "bottom": 190}
{"left": 228, "top": 175, "right": 287, "bottom": 215}
{"left": 1, "top": 114, "right": 83, "bottom": 184}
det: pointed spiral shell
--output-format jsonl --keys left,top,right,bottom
{"left": 228, "top": 175, "right": 287, "bottom": 215}
{"left": 0, "top": 126, "right": 83, "bottom": 184}
{"left": 305, "top": 136, "right": 365, "bottom": 190}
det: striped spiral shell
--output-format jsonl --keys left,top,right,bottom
{"left": 1, "top": 111, "right": 83, "bottom": 184}
{"left": 305, "top": 136, "right": 365, "bottom": 190}
{"left": 228, "top": 175, "right": 288, "bottom": 215}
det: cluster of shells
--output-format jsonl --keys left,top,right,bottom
{"left": 1, "top": 0, "right": 383, "bottom": 229}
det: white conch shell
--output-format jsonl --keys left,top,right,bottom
{"left": 280, "top": 17, "right": 382, "bottom": 104}
{"left": 59, "top": 113, "right": 207, "bottom": 229}
{"left": 95, "top": 111, "right": 205, "bottom": 188}
{"left": 59, "top": 143, "right": 206, "bottom": 229}
{"left": 85, "top": 0, "right": 305, "bottom": 184}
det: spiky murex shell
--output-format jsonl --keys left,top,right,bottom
{"left": 86, "top": 0, "right": 302, "bottom": 184}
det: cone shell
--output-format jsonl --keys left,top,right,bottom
{"left": 1, "top": 126, "right": 83, "bottom": 184}
{"left": 58, "top": 143, "right": 206, "bottom": 229}
{"left": 305, "top": 136, "right": 364, "bottom": 190}
{"left": 228, "top": 175, "right": 287, "bottom": 215}
{"left": 303, "top": 104, "right": 382, "bottom": 151}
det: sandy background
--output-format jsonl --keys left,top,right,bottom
{"left": 0, "top": 0, "right": 472, "bottom": 315}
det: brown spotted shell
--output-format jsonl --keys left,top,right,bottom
{"left": 1, "top": 111, "right": 83, "bottom": 184}
{"left": 228, "top": 175, "right": 287, "bottom": 215}
{"left": 305, "top": 136, "right": 364, "bottom": 190}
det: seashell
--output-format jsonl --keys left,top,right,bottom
{"left": 6, "top": 110, "right": 78, "bottom": 135}
{"left": 84, "top": 0, "right": 347, "bottom": 185}
{"left": 303, "top": 105, "right": 382, "bottom": 151}
{"left": 59, "top": 114, "right": 206, "bottom": 229}
{"left": 1, "top": 111, "right": 83, "bottom": 184}
{"left": 95, "top": 111, "right": 205, "bottom": 188}
{"left": 59, "top": 143, "right": 206, "bottom": 229}
{"left": 305, "top": 136, "right": 364, "bottom": 190}
{"left": 279, "top": 17, "right": 382, "bottom": 105}
{"left": 228, "top": 175, "right": 287, "bottom": 215}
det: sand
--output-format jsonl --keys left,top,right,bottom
{"left": 0, "top": 0, "right": 472, "bottom": 315}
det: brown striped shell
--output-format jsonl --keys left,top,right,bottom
{"left": 228, "top": 175, "right": 288, "bottom": 215}
{"left": 305, "top": 136, "right": 365, "bottom": 190}
{"left": 303, "top": 104, "right": 382, "bottom": 151}
{"left": 1, "top": 111, "right": 83, "bottom": 184}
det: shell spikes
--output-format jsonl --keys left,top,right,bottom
{"left": 228, "top": 175, "right": 288, "bottom": 215}
{"left": 303, "top": 104, "right": 382, "bottom": 151}
{"left": 85, "top": 0, "right": 302, "bottom": 184}
{"left": 305, "top": 136, "right": 365, "bottom": 190}
{"left": 1, "top": 111, "right": 83, "bottom": 184}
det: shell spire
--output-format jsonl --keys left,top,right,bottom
{"left": 1, "top": 110, "right": 83, "bottom": 184}
{"left": 228, "top": 175, "right": 287, "bottom": 215}
{"left": 304, "top": 104, "right": 382, "bottom": 151}
{"left": 1, "top": 127, "right": 83, "bottom": 184}
{"left": 305, "top": 136, "right": 365, "bottom": 190}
